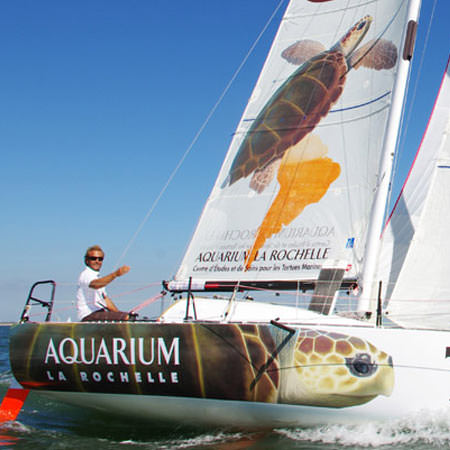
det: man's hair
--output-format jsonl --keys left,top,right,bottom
{"left": 84, "top": 245, "right": 104, "bottom": 264}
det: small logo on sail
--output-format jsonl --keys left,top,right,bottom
{"left": 346, "top": 238, "right": 355, "bottom": 249}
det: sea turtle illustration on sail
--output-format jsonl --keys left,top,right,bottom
{"left": 178, "top": 324, "right": 394, "bottom": 407}
{"left": 222, "top": 15, "right": 398, "bottom": 193}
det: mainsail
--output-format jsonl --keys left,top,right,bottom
{"left": 379, "top": 57, "right": 450, "bottom": 330}
{"left": 174, "top": 0, "right": 413, "bottom": 290}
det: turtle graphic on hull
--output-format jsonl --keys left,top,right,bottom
{"left": 152, "top": 324, "right": 394, "bottom": 407}
{"left": 11, "top": 323, "right": 394, "bottom": 409}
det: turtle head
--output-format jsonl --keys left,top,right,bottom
{"left": 334, "top": 15, "right": 372, "bottom": 57}
{"left": 279, "top": 329, "right": 394, "bottom": 408}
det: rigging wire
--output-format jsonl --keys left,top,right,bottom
{"left": 115, "top": 0, "right": 287, "bottom": 268}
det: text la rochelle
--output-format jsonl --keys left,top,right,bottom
{"left": 44, "top": 337, "right": 181, "bottom": 386}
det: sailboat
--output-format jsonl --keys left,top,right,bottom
{"left": 8, "top": 0, "right": 450, "bottom": 429}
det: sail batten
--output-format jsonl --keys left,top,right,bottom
{"left": 174, "top": 0, "right": 414, "bottom": 293}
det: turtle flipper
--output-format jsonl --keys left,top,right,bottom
{"left": 249, "top": 158, "right": 282, "bottom": 193}
{"left": 349, "top": 38, "right": 397, "bottom": 70}
{"left": 281, "top": 40, "right": 326, "bottom": 65}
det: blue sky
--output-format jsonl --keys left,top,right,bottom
{"left": 1, "top": 1, "right": 448, "bottom": 322}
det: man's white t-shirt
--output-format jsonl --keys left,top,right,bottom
{"left": 76, "top": 266, "right": 107, "bottom": 320}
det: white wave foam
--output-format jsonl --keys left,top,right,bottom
{"left": 277, "top": 408, "right": 450, "bottom": 448}
{"left": 1, "top": 420, "right": 30, "bottom": 434}
{"left": 0, "top": 371, "right": 15, "bottom": 386}
{"left": 115, "top": 432, "right": 248, "bottom": 448}
{"left": 156, "top": 432, "right": 245, "bottom": 449}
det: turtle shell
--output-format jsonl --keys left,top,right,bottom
{"left": 227, "top": 50, "right": 348, "bottom": 186}
{"left": 180, "top": 324, "right": 280, "bottom": 403}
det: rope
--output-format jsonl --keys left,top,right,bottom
{"left": 115, "top": 0, "right": 286, "bottom": 267}
{"left": 112, "top": 282, "right": 161, "bottom": 298}
{"left": 130, "top": 291, "right": 166, "bottom": 313}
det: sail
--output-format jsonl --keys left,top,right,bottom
{"left": 379, "top": 57, "right": 450, "bottom": 329}
{"left": 174, "top": 0, "right": 412, "bottom": 289}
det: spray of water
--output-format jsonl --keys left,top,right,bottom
{"left": 277, "top": 408, "right": 450, "bottom": 448}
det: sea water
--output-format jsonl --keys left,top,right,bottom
{"left": 0, "top": 325, "right": 449, "bottom": 449}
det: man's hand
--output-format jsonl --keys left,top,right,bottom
{"left": 115, "top": 265, "right": 130, "bottom": 277}
{"left": 103, "top": 294, "right": 119, "bottom": 312}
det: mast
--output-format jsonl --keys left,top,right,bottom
{"left": 357, "top": 0, "right": 422, "bottom": 312}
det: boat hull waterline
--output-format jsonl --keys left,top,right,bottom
{"left": 9, "top": 321, "right": 450, "bottom": 428}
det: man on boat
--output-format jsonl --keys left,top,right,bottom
{"left": 77, "top": 245, "right": 131, "bottom": 321}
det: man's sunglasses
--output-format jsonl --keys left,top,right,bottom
{"left": 88, "top": 256, "right": 104, "bottom": 262}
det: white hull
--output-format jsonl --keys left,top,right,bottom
{"left": 21, "top": 317, "right": 450, "bottom": 429}
{"left": 37, "top": 387, "right": 449, "bottom": 429}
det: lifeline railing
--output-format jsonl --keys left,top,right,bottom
{"left": 20, "top": 280, "right": 56, "bottom": 323}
